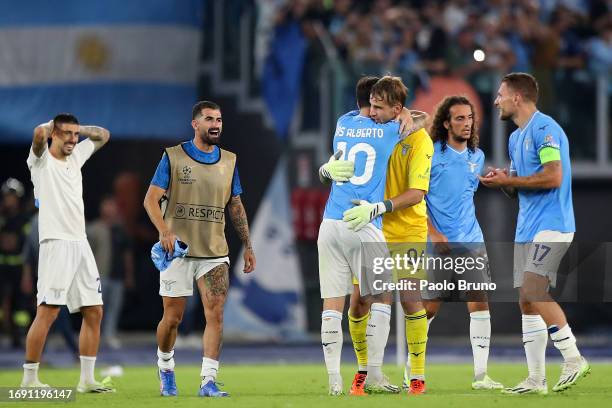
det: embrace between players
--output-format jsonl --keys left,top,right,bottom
{"left": 317, "top": 73, "right": 590, "bottom": 396}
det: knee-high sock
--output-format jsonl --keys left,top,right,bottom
{"left": 348, "top": 311, "right": 370, "bottom": 371}
{"left": 405, "top": 309, "right": 428, "bottom": 379}
{"left": 549, "top": 324, "right": 580, "bottom": 361}
{"left": 405, "top": 315, "right": 434, "bottom": 374}
{"left": 366, "top": 303, "right": 391, "bottom": 382}
{"left": 470, "top": 311, "right": 491, "bottom": 379}
{"left": 321, "top": 310, "right": 343, "bottom": 376}
{"left": 522, "top": 314, "right": 548, "bottom": 381}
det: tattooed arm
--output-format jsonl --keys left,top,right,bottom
{"left": 79, "top": 125, "right": 110, "bottom": 152}
{"left": 228, "top": 195, "right": 256, "bottom": 272}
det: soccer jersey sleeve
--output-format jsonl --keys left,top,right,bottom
{"left": 26, "top": 144, "right": 48, "bottom": 170}
{"left": 150, "top": 153, "right": 170, "bottom": 190}
{"left": 408, "top": 130, "right": 434, "bottom": 192}
{"left": 231, "top": 166, "right": 243, "bottom": 196}
{"left": 74, "top": 139, "right": 95, "bottom": 168}
{"left": 473, "top": 150, "right": 485, "bottom": 190}
{"left": 534, "top": 123, "right": 562, "bottom": 164}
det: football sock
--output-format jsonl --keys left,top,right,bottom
{"left": 405, "top": 316, "right": 434, "bottom": 375}
{"left": 549, "top": 324, "right": 580, "bottom": 360}
{"left": 522, "top": 314, "right": 547, "bottom": 381}
{"left": 348, "top": 311, "right": 370, "bottom": 371}
{"left": 22, "top": 362, "right": 40, "bottom": 385}
{"left": 201, "top": 357, "right": 219, "bottom": 384}
{"left": 79, "top": 356, "right": 96, "bottom": 385}
{"left": 157, "top": 348, "right": 175, "bottom": 371}
{"left": 366, "top": 303, "right": 391, "bottom": 383}
{"left": 470, "top": 311, "right": 491, "bottom": 380}
{"left": 321, "top": 310, "right": 343, "bottom": 376}
{"left": 405, "top": 309, "right": 427, "bottom": 379}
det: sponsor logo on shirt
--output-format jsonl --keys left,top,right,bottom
{"left": 179, "top": 165, "right": 196, "bottom": 184}
{"left": 174, "top": 203, "right": 224, "bottom": 223}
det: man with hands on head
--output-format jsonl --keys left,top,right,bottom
{"left": 23, "top": 114, "right": 113, "bottom": 393}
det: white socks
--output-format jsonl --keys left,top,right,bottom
{"left": 366, "top": 303, "right": 391, "bottom": 382}
{"left": 22, "top": 362, "right": 40, "bottom": 386}
{"left": 522, "top": 314, "right": 548, "bottom": 381}
{"left": 201, "top": 357, "right": 219, "bottom": 384}
{"left": 549, "top": 324, "right": 580, "bottom": 360}
{"left": 157, "top": 348, "right": 175, "bottom": 371}
{"left": 79, "top": 356, "right": 96, "bottom": 385}
{"left": 470, "top": 311, "right": 491, "bottom": 380}
{"left": 321, "top": 310, "right": 343, "bottom": 377}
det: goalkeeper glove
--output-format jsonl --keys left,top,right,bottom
{"left": 319, "top": 150, "right": 355, "bottom": 182}
{"left": 342, "top": 199, "right": 393, "bottom": 231}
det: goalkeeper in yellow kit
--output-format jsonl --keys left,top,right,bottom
{"left": 323, "top": 76, "right": 433, "bottom": 395}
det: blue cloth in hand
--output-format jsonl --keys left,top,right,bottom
{"left": 151, "top": 239, "right": 189, "bottom": 272}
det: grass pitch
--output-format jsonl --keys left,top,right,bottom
{"left": 0, "top": 363, "right": 608, "bottom": 408}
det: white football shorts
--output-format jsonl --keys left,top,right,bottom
{"left": 159, "top": 257, "right": 230, "bottom": 297}
{"left": 37, "top": 239, "right": 103, "bottom": 313}
{"left": 317, "top": 219, "right": 391, "bottom": 299}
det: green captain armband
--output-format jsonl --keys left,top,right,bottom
{"left": 539, "top": 147, "right": 561, "bottom": 164}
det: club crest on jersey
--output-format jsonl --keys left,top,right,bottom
{"left": 524, "top": 137, "right": 532, "bottom": 151}
{"left": 179, "top": 165, "right": 196, "bottom": 184}
{"left": 401, "top": 143, "right": 411, "bottom": 156}
{"left": 467, "top": 161, "right": 478, "bottom": 173}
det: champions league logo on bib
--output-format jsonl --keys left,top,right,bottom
{"left": 179, "top": 165, "right": 196, "bottom": 185}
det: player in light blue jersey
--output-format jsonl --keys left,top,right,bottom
{"left": 420, "top": 96, "right": 502, "bottom": 391}
{"left": 482, "top": 73, "right": 589, "bottom": 394}
{"left": 317, "top": 76, "right": 418, "bottom": 396}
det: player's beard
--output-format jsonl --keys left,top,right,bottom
{"left": 198, "top": 128, "right": 222, "bottom": 145}
{"left": 499, "top": 109, "right": 513, "bottom": 121}
{"left": 61, "top": 142, "right": 75, "bottom": 156}
{"left": 450, "top": 131, "right": 470, "bottom": 144}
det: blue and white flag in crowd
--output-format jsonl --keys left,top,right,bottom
{"left": 0, "top": 0, "right": 202, "bottom": 141}
{"left": 225, "top": 157, "right": 307, "bottom": 341}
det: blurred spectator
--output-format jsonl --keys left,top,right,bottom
{"left": 415, "top": 2, "right": 449, "bottom": 75}
{"left": 587, "top": 20, "right": 612, "bottom": 79}
{"left": 387, "top": 27, "right": 430, "bottom": 102}
{"left": 88, "top": 196, "right": 135, "bottom": 349}
{"left": 0, "top": 178, "right": 30, "bottom": 349}
{"left": 347, "top": 14, "right": 385, "bottom": 75}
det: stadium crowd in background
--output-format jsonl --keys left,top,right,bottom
{"left": 267, "top": 0, "right": 610, "bottom": 145}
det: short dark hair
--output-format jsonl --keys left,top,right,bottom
{"left": 192, "top": 100, "right": 221, "bottom": 120}
{"left": 371, "top": 76, "right": 408, "bottom": 108}
{"left": 356, "top": 76, "right": 380, "bottom": 108}
{"left": 502, "top": 72, "right": 539, "bottom": 103}
{"left": 53, "top": 113, "right": 79, "bottom": 127}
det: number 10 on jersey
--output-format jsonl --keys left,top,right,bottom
{"left": 336, "top": 142, "right": 377, "bottom": 186}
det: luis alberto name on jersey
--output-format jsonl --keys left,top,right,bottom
{"left": 323, "top": 111, "right": 400, "bottom": 230}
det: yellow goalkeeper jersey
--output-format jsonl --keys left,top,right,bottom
{"left": 382, "top": 128, "right": 434, "bottom": 242}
